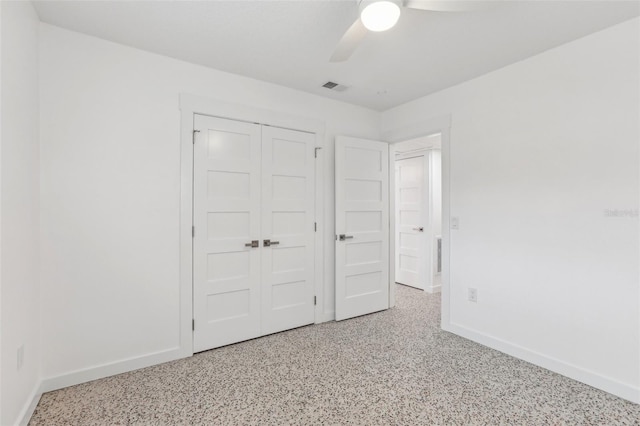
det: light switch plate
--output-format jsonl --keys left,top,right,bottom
{"left": 468, "top": 288, "right": 478, "bottom": 303}
{"left": 17, "top": 345, "right": 24, "bottom": 371}
{"left": 451, "top": 217, "right": 459, "bottom": 230}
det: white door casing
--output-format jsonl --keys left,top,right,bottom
{"left": 395, "top": 155, "right": 428, "bottom": 290}
{"left": 261, "top": 126, "right": 316, "bottom": 335}
{"left": 193, "top": 115, "right": 262, "bottom": 351}
{"left": 335, "top": 136, "right": 390, "bottom": 321}
{"left": 427, "top": 150, "right": 442, "bottom": 293}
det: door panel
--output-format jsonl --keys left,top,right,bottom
{"left": 335, "top": 136, "right": 389, "bottom": 321}
{"left": 395, "top": 156, "right": 427, "bottom": 289}
{"left": 193, "top": 115, "right": 262, "bottom": 352}
{"left": 261, "top": 126, "right": 316, "bottom": 335}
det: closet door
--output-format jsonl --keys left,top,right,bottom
{"left": 193, "top": 115, "right": 262, "bottom": 352}
{"left": 261, "top": 126, "right": 316, "bottom": 335}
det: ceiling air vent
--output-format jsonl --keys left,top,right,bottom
{"left": 322, "top": 81, "right": 349, "bottom": 92}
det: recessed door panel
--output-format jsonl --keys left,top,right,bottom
{"left": 346, "top": 211, "right": 382, "bottom": 233}
{"left": 346, "top": 242, "right": 382, "bottom": 266}
{"left": 272, "top": 281, "right": 307, "bottom": 310}
{"left": 345, "top": 272, "right": 383, "bottom": 298}
{"left": 273, "top": 212, "right": 305, "bottom": 236}
{"left": 272, "top": 175, "right": 306, "bottom": 200}
{"left": 207, "top": 130, "right": 252, "bottom": 160}
{"left": 345, "top": 179, "right": 382, "bottom": 202}
{"left": 207, "top": 212, "right": 250, "bottom": 240}
{"left": 206, "top": 290, "right": 250, "bottom": 322}
{"left": 207, "top": 171, "right": 250, "bottom": 200}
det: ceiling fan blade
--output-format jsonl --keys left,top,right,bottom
{"left": 404, "top": 0, "right": 494, "bottom": 12}
{"left": 330, "top": 18, "right": 368, "bottom": 62}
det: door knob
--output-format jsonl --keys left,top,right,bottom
{"left": 245, "top": 240, "right": 259, "bottom": 248}
{"left": 338, "top": 234, "right": 354, "bottom": 241}
{"left": 412, "top": 227, "right": 424, "bottom": 232}
{"left": 263, "top": 239, "right": 280, "bottom": 247}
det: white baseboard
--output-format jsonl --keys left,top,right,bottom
{"left": 444, "top": 322, "right": 640, "bottom": 404}
{"left": 40, "top": 346, "right": 190, "bottom": 393}
{"left": 425, "top": 284, "right": 441, "bottom": 294}
{"left": 17, "top": 383, "right": 43, "bottom": 426}
{"left": 2, "top": 346, "right": 193, "bottom": 425}
{"left": 23, "top": 321, "right": 637, "bottom": 426}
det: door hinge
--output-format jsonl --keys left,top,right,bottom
{"left": 314, "top": 147, "right": 322, "bottom": 158}
{"left": 192, "top": 319, "right": 195, "bottom": 331}
{"left": 314, "top": 296, "right": 317, "bottom": 306}
{"left": 314, "top": 222, "right": 317, "bottom": 232}
{"left": 192, "top": 226, "right": 195, "bottom": 237}
{"left": 192, "top": 129, "right": 200, "bottom": 144}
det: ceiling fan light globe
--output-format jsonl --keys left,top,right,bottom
{"left": 360, "top": 0, "right": 401, "bottom": 32}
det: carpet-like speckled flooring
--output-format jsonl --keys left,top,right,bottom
{"left": 30, "top": 284, "right": 639, "bottom": 425}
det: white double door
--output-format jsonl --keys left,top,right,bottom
{"left": 193, "top": 114, "right": 316, "bottom": 352}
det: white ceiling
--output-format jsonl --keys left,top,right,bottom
{"left": 32, "top": 0, "right": 640, "bottom": 111}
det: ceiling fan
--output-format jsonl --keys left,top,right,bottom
{"left": 330, "top": 0, "right": 492, "bottom": 62}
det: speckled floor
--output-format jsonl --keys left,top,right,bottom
{"left": 30, "top": 284, "right": 639, "bottom": 425}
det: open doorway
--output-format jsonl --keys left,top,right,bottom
{"left": 392, "top": 133, "right": 442, "bottom": 293}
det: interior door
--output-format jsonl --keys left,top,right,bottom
{"left": 335, "top": 136, "right": 390, "bottom": 321}
{"left": 395, "top": 156, "right": 427, "bottom": 289}
{"left": 261, "top": 126, "right": 316, "bottom": 335}
{"left": 193, "top": 115, "right": 262, "bottom": 352}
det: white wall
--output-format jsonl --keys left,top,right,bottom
{"left": 382, "top": 18, "right": 640, "bottom": 401}
{"left": 39, "top": 24, "right": 380, "bottom": 382}
{"left": 1, "top": 1, "right": 41, "bottom": 424}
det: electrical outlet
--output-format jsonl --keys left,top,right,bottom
{"left": 17, "top": 345, "right": 24, "bottom": 371}
{"left": 468, "top": 288, "right": 478, "bottom": 303}
{"left": 451, "top": 217, "right": 459, "bottom": 230}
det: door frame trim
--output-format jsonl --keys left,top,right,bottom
{"left": 179, "top": 94, "right": 326, "bottom": 355}
{"left": 383, "top": 114, "right": 452, "bottom": 329}
{"left": 394, "top": 148, "right": 433, "bottom": 161}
